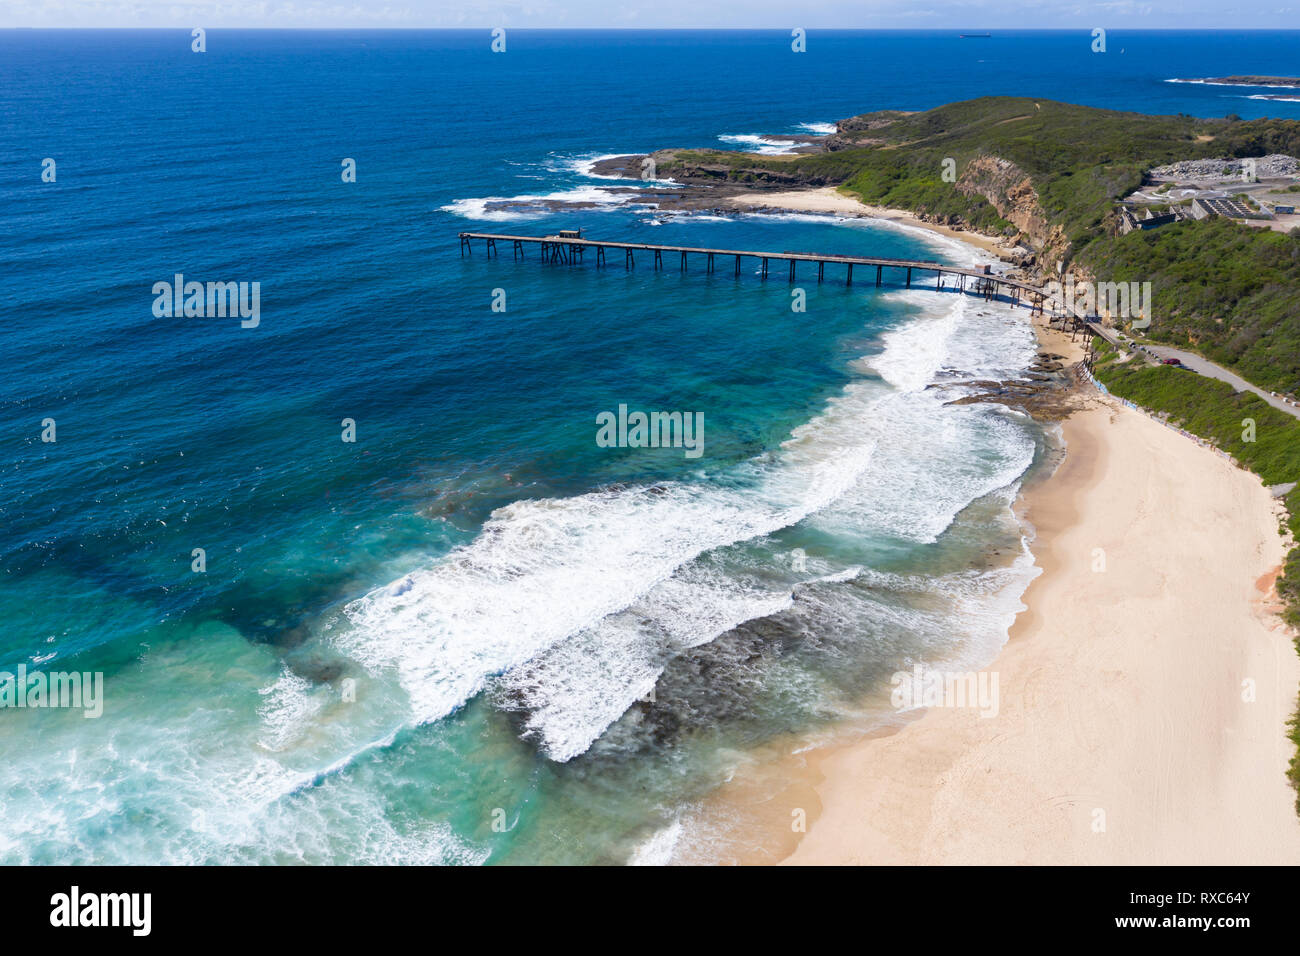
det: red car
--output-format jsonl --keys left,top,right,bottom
{"left": 1162, "top": 358, "right": 1181, "bottom": 366}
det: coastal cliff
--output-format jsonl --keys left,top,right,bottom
{"left": 633, "top": 97, "right": 1299, "bottom": 275}
{"left": 953, "top": 155, "right": 1068, "bottom": 262}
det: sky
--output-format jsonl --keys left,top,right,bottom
{"left": 0, "top": 1, "right": 1296, "bottom": 30}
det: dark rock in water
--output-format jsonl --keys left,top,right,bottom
{"left": 589, "top": 154, "right": 645, "bottom": 179}
{"left": 274, "top": 623, "right": 312, "bottom": 650}
{"left": 946, "top": 362, "right": 1091, "bottom": 421}
{"left": 633, "top": 696, "right": 682, "bottom": 749}
{"left": 220, "top": 565, "right": 363, "bottom": 652}
{"left": 483, "top": 191, "right": 647, "bottom": 215}
{"left": 226, "top": 613, "right": 310, "bottom": 649}
{"left": 289, "top": 657, "right": 345, "bottom": 684}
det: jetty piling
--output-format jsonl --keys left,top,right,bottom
{"left": 458, "top": 231, "right": 1093, "bottom": 330}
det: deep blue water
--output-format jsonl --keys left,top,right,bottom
{"left": 1, "top": 29, "right": 1295, "bottom": 864}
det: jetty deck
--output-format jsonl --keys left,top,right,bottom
{"left": 458, "top": 231, "right": 1087, "bottom": 322}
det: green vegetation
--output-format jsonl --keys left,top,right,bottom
{"left": 1290, "top": 709, "right": 1300, "bottom": 812}
{"left": 1080, "top": 219, "right": 1300, "bottom": 394}
{"left": 840, "top": 156, "right": 1016, "bottom": 234}
{"left": 665, "top": 97, "right": 1300, "bottom": 394}
{"left": 1093, "top": 360, "right": 1300, "bottom": 484}
{"left": 663, "top": 97, "right": 1300, "bottom": 255}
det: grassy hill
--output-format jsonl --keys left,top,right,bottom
{"left": 1079, "top": 218, "right": 1300, "bottom": 394}
{"left": 658, "top": 97, "right": 1300, "bottom": 390}
{"left": 662, "top": 98, "right": 1299, "bottom": 250}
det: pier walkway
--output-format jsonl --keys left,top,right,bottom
{"left": 459, "top": 232, "right": 1300, "bottom": 418}
{"left": 458, "top": 231, "right": 1056, "bottom": 309}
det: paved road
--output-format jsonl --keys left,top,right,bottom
{"left": 1086, "top": 320, "right": 1300, "bottom": 420}
{"left": 1138, "top": 343, "right": 1300, "bottom": 421}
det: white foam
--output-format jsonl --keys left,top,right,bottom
{"left": 628, "top": 818, "right": 682, "bottom": 865}
{"left": 256, "top": 667, "right": 325, "bottom": 752}
{"left": 340, "top": 422, "right": 881, "bottom": 733}
{"left": 340, "top": 283, "right": 1039, "bottom": 763}
{"left": 499, "top": 567, "right": 794, "bottom": 761}
{"left": 561, "top": 152, "right": 679, "bottom": 186}
{"left": 560, "top": 153, "right": 629, "bottom": 178}
{"left": 440, "top": 186, "right": 651, "bottom": 222}
{"left": 718, "top": 133, "right": 803, "bottom": 155}
{"left": 1166, "top": 77, "right": 1300, "bottom": 89}
{"left": 818, "top": 294, "right": 1037, "bottom": 543}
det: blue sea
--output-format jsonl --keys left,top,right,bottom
{"left": 2, "top": 29, "right": 1297, "bottom": 865}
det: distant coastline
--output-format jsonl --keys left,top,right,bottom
{"left": 1168, "top": 75, "right": 1300, "bottom": 89}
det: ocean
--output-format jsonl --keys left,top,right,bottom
{"left": 2, "top": 28, "right": 1296, "bottom": 865}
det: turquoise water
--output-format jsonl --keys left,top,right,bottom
{"left": 2, "top": 29, "right": 1291, "bottom": 864}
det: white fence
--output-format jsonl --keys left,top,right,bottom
{"left": 1079, "top": 364, "right": 1240, "bottom": 467}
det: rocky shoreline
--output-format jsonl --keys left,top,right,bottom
{"left": 1171, "top": 75, "right": 1300, "bottom": 88}
{"left": 586, "top": 138, "right": 1048, "bottom": 270}
{"left": 943, "top": 348, "right": 1082, "bottom": 420}
{"left": 471, "top": 144, "right": 836, "bottom": 220}
{"left": 586, "top": 145, "right": 844, "bottom": 216}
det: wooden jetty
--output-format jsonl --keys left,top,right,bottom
{"left": 458, "top": 231, "right": 1085, "bottom": 323}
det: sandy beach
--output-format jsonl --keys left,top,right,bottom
{"left": 725, "top": 186, "right": 1010, "bottom": 257}
{"left": 775, "top": 390, "right": 1300, "bottom": 865}
{"left": 676, "top": 187, "right": 1300, "bottom": 864}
